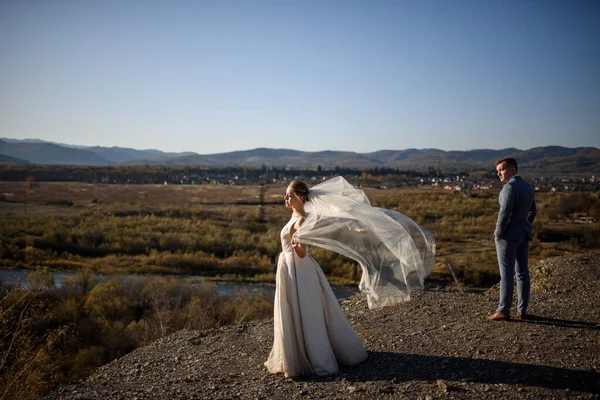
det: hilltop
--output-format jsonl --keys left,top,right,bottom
{"left": 42, "top": 253, "right": 600, "bottom": 399}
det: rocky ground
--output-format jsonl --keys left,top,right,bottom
{"left": 43, "top": 253, "right": 600, "bottom": 400}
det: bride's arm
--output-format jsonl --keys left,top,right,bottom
{"left": 290, "top": 219, "right": 307, "bottom": 259}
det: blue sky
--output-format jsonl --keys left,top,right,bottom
{"left": 1, "top": 0, "right": 599, "bottom": 154}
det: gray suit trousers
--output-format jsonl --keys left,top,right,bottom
{"left": 495, "top": 237, "right": 530, "bottom": 315}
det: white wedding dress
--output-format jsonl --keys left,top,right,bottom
{"left": 264, "top": 216, "right": 368, "bottom": 377}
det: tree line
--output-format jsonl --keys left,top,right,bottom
{"left": 0, "top": 164, "right": 485, "bottom": 185}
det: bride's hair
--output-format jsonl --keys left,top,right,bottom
{"left": 290, "top": 180, "right": 309, "bottom": 204}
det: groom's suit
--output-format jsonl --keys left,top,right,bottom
{"left": 494, "top": 175, "right": 536, "bottom": 315}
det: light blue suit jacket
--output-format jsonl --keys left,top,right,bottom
{"left": 494, "top": 175, "right": 536, "bottom": 241}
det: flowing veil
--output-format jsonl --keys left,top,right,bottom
{"left": 294, "top": 177, "right": 436, "bottom": 309}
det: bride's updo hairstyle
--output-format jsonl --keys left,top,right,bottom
{"left": 290, "top": 180, "right": 309, "bottom": 204}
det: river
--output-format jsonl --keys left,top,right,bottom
{"left": 0, "top": 269, "right": 358, "bottom": 300}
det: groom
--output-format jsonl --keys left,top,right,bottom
{"left": 489, "top": 158, "right": 536, "bottom": 321}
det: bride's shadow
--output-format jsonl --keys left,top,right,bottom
{"left": 294, "top": 352, "right": 600, "bottom": 394}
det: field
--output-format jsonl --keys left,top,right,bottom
{"left": 2, "top": 181, "right": 599, "bottom": 288}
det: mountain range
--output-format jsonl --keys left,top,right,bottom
{"left": 1, "top": 138, "right": 599, "bottom": 172}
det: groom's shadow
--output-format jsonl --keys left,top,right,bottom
{"left": 515, "top": 314, "right": 599, "bottom": 330}
{"left": 295, "top": 352, "right": 600, "bottom": 394}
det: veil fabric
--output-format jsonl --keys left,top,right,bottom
{"left": 294, "top": 177, "right": 436, "bottom": 309}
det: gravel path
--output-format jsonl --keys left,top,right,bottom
{"left": 43, "top": 253, "right": 600, "bottom": 399}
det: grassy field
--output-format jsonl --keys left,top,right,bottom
{"left": 1, "top": 181, "right": 599, "bottom": 288}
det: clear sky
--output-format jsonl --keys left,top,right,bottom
{"left": 1, "top": 0, "right": 599, "bottom": 154}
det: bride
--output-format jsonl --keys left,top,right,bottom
{"left": 264, "top": 177, "right": 435, "bottom": 377}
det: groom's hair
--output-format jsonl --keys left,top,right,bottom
{"left": 495, "top": 157, "right": 518, "bottom": 171}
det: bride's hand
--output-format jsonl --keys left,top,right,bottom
{"left": 291, "top": 238, "right": 306, "bottom": 258}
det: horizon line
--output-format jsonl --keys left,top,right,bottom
{"left": 2, "top": 137, "right": 599, "bottom": 156}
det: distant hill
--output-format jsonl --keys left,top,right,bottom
{"left": 85, "top": 146, "right": 198, "bottom": 164}
{"left": 510, "top": 146, "right": 600, "bottom": 173}
{"left": 127, "top": 146, "right": 600, "bottom": 172}
{"left": 0, "top": 138, "right": 598, "bottom": 172}
{"left": 0, "top": 152, "right": 30, "bottom": 164}
{"left": 0, "top": 137, "right": 88, "bottom": 149}
{"left": 0, "top": 138, "right": 197, "bottom": 165}
{"left": 134, "top": 148, "right": 380, "bottom": 168}
{"left": 0, "top": 139, "right": 112, "bottom": 165}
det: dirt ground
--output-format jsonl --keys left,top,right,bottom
{"left": 40, "top": 253, "right": 600, "bottom": 400}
